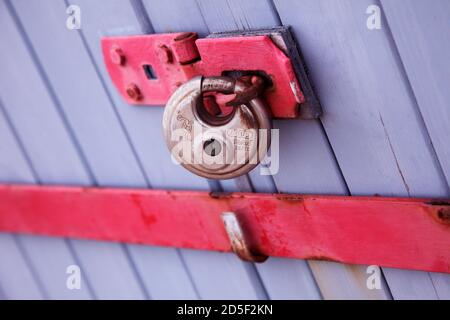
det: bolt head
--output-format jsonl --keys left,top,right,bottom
{"left": 126, "top": 83, "right": 142, "bottom": 101}
{"left": 110, "top": 47, "right": 125, "bottom": 65}
{"left": 158, "top": 45, "right": 173, "bottom": 64}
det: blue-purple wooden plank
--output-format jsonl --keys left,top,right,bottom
{"left": 273, "top": 0, "right": 450, "bottom": 299}
{"left": 196, "top": 0, "right": 390, "bottom": 300}
{"left": 4, "top": 0, "right": 146, "bottom": 299}
{"left": 0, "top": 2, "right": 93, "bottom": 299}
{"left": 66, "top": 0, "right": 201, "bottom": 299}
{"left": 381, "top": 0, "right": 450, "bottom": 299}
{"left": 193, "top": 0, "right": 323, "bottom": 300}
{"left": 380, "top": 0, "right": 450, "bottom": 187}
{"left": 0, "top": 103, "right": 44, "bottom": 299}
{"left": 142, "top": 0, "right": 269, "bottom": 299}
{"left": 0, "top": 233, "right": 43, "bottom": 299}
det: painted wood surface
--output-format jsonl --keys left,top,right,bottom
{"left": 273, "top": 0, "right": 450, "bottom": 300}
{"left": 380, "top": 0, "right": 450, "bottom": 299}
{"left": 0, "top": 0, "right": 449, "bottom": 299}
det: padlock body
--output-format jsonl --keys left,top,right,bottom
{"left": 163, "top": 76, "right": 271, "bottom": 180}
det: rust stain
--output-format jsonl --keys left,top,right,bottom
{"left": 237, "top": 111, "right": 255, "bottom": 130}
{"left": 425, "top": 201, "right": 450, "bottom": 225}
{"left": 437, "top": 208, "right": 450, "bottom": 224}
{"left": 306, "top": 255, "right": 340, "bottom": 263}
{"left": 81, "top": 187, "right": 94, "bottom": 193}
{"left": 164, "top": 190, "right": 178, "bottom": 201}
{"left": 208, "top": 192, "right": 233, "bottom": 199}
{"left": 426, "top": 201, "right": 450, "bottom": 206}
{"left": 274, "top": 194, "right": 305, "bottom": 202}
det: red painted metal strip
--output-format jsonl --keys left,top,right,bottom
{"left": 101, "top": 33, "right": 304, "bottom": 118}
{"left": 0, "top": 184, "right": 448, "bottom": 273}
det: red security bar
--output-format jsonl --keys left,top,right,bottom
{"left": 0, "top": 184, "right": 448, "bottom": 273}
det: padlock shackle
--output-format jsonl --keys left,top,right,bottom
{"left": 201, "top": 76, "right": 236, "bottom": 94}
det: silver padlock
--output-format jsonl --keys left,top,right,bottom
{"left": 162, "top": 76, "right": 271, "bottom": 180}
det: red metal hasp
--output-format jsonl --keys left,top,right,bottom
{"left": 101, "top": 27, "right": 321, "bottom": 119}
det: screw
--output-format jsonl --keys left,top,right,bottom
{"left": 126, "top": 83, "right": 142, "bottom": 101}
{"left": 110, "top": 47, "right": 125, "bottom": 65}
{"left": 158, "top": 45, "right": 173, "bottom": 64}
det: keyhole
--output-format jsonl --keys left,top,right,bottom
{"left": 203, "top": 139, "right": 222, "bottom": 157}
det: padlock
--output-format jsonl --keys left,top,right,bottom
{"left": 162, "top": 76, "right": 271, "bottom": 180}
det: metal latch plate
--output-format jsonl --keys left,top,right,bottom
{"left": 101, "top": 27, "right": 321, "bottom": 119}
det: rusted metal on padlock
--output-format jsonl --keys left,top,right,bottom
{"left": 162, "top": 76, "right": 271, "bottom": 180}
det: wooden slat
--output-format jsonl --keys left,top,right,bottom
{"left": 0, "top": 112, "right": 43, "bottom": 299}
{"left": 195, "top": 0, "right": 324, "bottom": 300}
{"left": 0, "top": 233, "right": 43, "bottom": 299}
{"left": 0, "top": 2, "right": 93, "bottom": 299}
{"left": 381, "top": 0, "right": 450, "bottom": 299}
{"left": 273, "top": 0, "right": 450, "bottom": 299}
{"left": 142, "top": 0, "right": 269, "bottom": 300}
{"left": 67, "top": 0, "right": 201, "bottom": 299}
{"left": 7, "top": 0, "right": 146, "bottom": 299}
{"left": 196, "top": 0, "right": 389, "bottom": 300}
